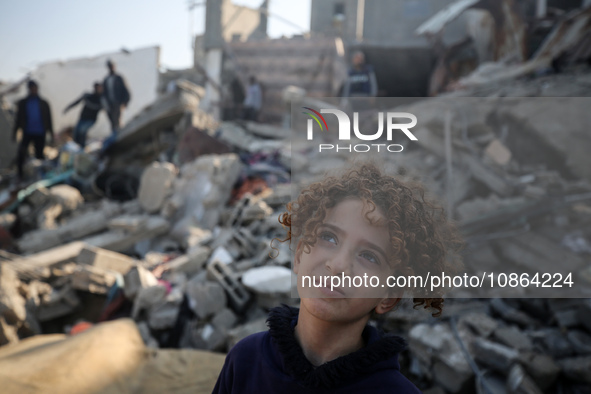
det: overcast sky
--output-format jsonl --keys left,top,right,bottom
{"left": 0, "top": 0, "right": 311, "bottom": 82}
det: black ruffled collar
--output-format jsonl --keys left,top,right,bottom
{"left": 266, "top": 305, "right": 408, "bottom": 389}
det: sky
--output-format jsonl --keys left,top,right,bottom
{"left": 0, "top": 0, "right": 311, "bottom": 82}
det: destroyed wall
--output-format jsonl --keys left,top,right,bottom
{"left": 310, "top": 0, "right": 467, "bottom": 47}
{"left": 4, "top": 46, "right": 159, "bottom": 140}
{"left": 221, "top": 0, "right": 265, "bottom": 42}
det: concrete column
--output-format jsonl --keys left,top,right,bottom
{"left": 202, "top": 49, "right": 223, "bottom": 120}
{"left": 536, "top": 0, "right": 547, "bottom": 18}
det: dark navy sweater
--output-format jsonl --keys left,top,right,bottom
{"left": 212, "top": 305, "right": 422, "bottom": 393}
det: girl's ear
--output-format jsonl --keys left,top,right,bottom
{"left": 375, "top": 297, "right": 401, "bottom": 315}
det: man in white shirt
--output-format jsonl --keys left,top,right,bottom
{"left": 243, "top": 76, "right": 262, "bottom": 122}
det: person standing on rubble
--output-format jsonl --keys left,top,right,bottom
{"left": 13, "top": 80, "right": 54, "bottom": 180}
{"left": 341, "top": 50, "right": 378, "bottom": 106}
{"left": 102, "top": 59, "right": 130, "bottom": 133}
{"left": 63, "top": 82, "right": 105, "bottom": 148}
{"left": 243, "top": 76, "right": 262, "bottom": 122}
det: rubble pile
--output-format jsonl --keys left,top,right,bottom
{"left": 381, "top": 297, "right": 591, "bottom": 393}
{"left": 2, "top": 37, "right": 591, "bottom": 393}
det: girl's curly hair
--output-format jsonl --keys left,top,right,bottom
{"left": 278, "top": 162, "right": 463, "bottom": 317}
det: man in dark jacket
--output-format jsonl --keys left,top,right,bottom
{"left": 13, "top": 80, "right": 54, "bottom": 179}
{"left": 64, "top": 82, "right": 104, "bottom": 148}
{"left": 342, "top": 51, "right": 378, "bottom": 98}
{"left": 103, "top": 59, "right": 130, "bottom": 133}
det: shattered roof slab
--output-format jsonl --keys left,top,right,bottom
{"left": 416, "top": 0, "right": 480, "bottom": 36}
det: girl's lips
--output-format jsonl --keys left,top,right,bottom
{"left": 318, "top": 285, "right": 346, "bottom": 297}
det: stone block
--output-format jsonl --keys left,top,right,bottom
{"left": 148, "top": 301, "right": 180, "bottom": 330}
{"left": 76, "top": 245, "right": 137, "bottom": 275}
{"left": 517, "top": 351, "right": 560, "bottom": 390}
{"left": 492, "top": 325, "right": 533, "bottom": 351}
{"left": 124, "top": 266, "right": 159, "bottom": 300}
{"left": 138, "top": 162, "right": 177, "bottom": 213}
{"left": 207, "top": 260, "right": 250, "bottom": 311}
{"left": 186, "top": 280, "right": 226, "bottom": 320}
{"left": 211, "top": 308, "right": 237, "bottom": 332}
{"left": 558, "top": 356, "right": 591, "bottom": 384}
{"left": 473, "top": 338, "right": 518, "bottom": 373}
{"left": 71, "top": 265, "right": 117, "bottom": 295}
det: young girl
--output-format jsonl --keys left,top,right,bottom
{"left": 213, "top": 162, "right": 462, "bottom": 393}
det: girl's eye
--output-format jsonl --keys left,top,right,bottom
{"left": 360, "top": 251, "right": 380, "bottom": 265}
{"left": 319, "top": 232, "right": 337, "bottom": 244}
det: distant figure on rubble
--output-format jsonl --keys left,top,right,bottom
{"left": 342, "top": 51, "right": 378, "bottom": 99}
{"left": 103, "top": 59, "right": 130, "bottom": 133}
{"left": 243, "top": 76, "right": 262, "bottom": 121}
{"left": 13, "top": 80, "right": 54, "bottom": 180}
{"left": 63, "top": 82, "right": 105, "bottom": 148}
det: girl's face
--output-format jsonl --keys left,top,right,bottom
{"left": 294, "top": 198, "right": 399, "bottom": 323}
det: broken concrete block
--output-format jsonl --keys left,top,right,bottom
{"left": 108, "top": 215, "right": 148, "bottom": 232}
{"left": 131, "top": 285, "right": 168, "bottom": 320}
{"left": 10, "top": 241, "right": 86, "bottom": 279}
{"left": 148, "top": 301, "right": 180, "bottom": 330}
{"left": 506, "top": 364, "right": 543, "bottom": 394}
{"left": 181, "top": 321, "right": 226, "bottom": 351}
{"left": 240, "top": 200, "right": 273, "bottom": 224}
{"left": 567, "top": 330, "right": 591, "bottom": 356}
{"left": 558, "top": 356, "right": 591, "bottom": 384}
{"left": 0, "top": 264, "right": 27, "bottom": 324}
{"left": 17, "top": 229, "right": 61, "bottom": 255}
{"left": 242, "top": 266, "right": 292, "bottom": 295}
{"left": 56, "top": 200, "right": 123, "bottom": 242}
{"left": 26, "top": 187, "right": 50, "bottom": 208}
{"left": 517, "top": 351, "right": 560, "bottom": 391}
{"left": 49, "top": 184, "right": 84, "bottom": 211}
{"left": 138, "top": 162, "right": 177, "bottom": 213}
{"left": 186, "top": 280, "right": 226, "bottom": 320}
{"left": 490, "top": 298, "right": 537, "bottom": 327}
{"left": 169, "top": 223, "right": 212, "bottom": 250}
{"left": 163, "top": 246, "right": 210, "bottom": 277}
{"left": 84, "top": 216, "right": 170, "bottom": 253}
{"left": 211, "top": 308, "right": 237, "bottom": 332}
{"left": 207, "top": 260, "right": 250, "bottom": 311}
{"left": 71, "top": 265, "right": 117, "bottom": 295}
{"left": 263, "top": 184, "right": 292, "bottom": 207}
{"left": 541, "top": 329, "right": 574, "bottom": 358}
{"left": 432, "top": 358, "right": 474, "bottom": 394}
{"left": 76, "top": 245, "right": 137, "bottom": 275}
{"left": 473, "top": 338, "right": 518, "bottom": 373}
{"left": 227, "top": 317, "right": 268, "bottom": 349}
{"left": 458, "top": 312, "right": 499, "bottom": 338}
{"left": 492, "top": 325, "right": 533, "bottom": 351}
{"left": 36, "top": 286, "right": 80, "bottom": 322}
{"left": 484, "top": 139, "right": 512, "bottom": 166}
{"left": 124, "top": 266, "right": 159, "bottom": 300}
